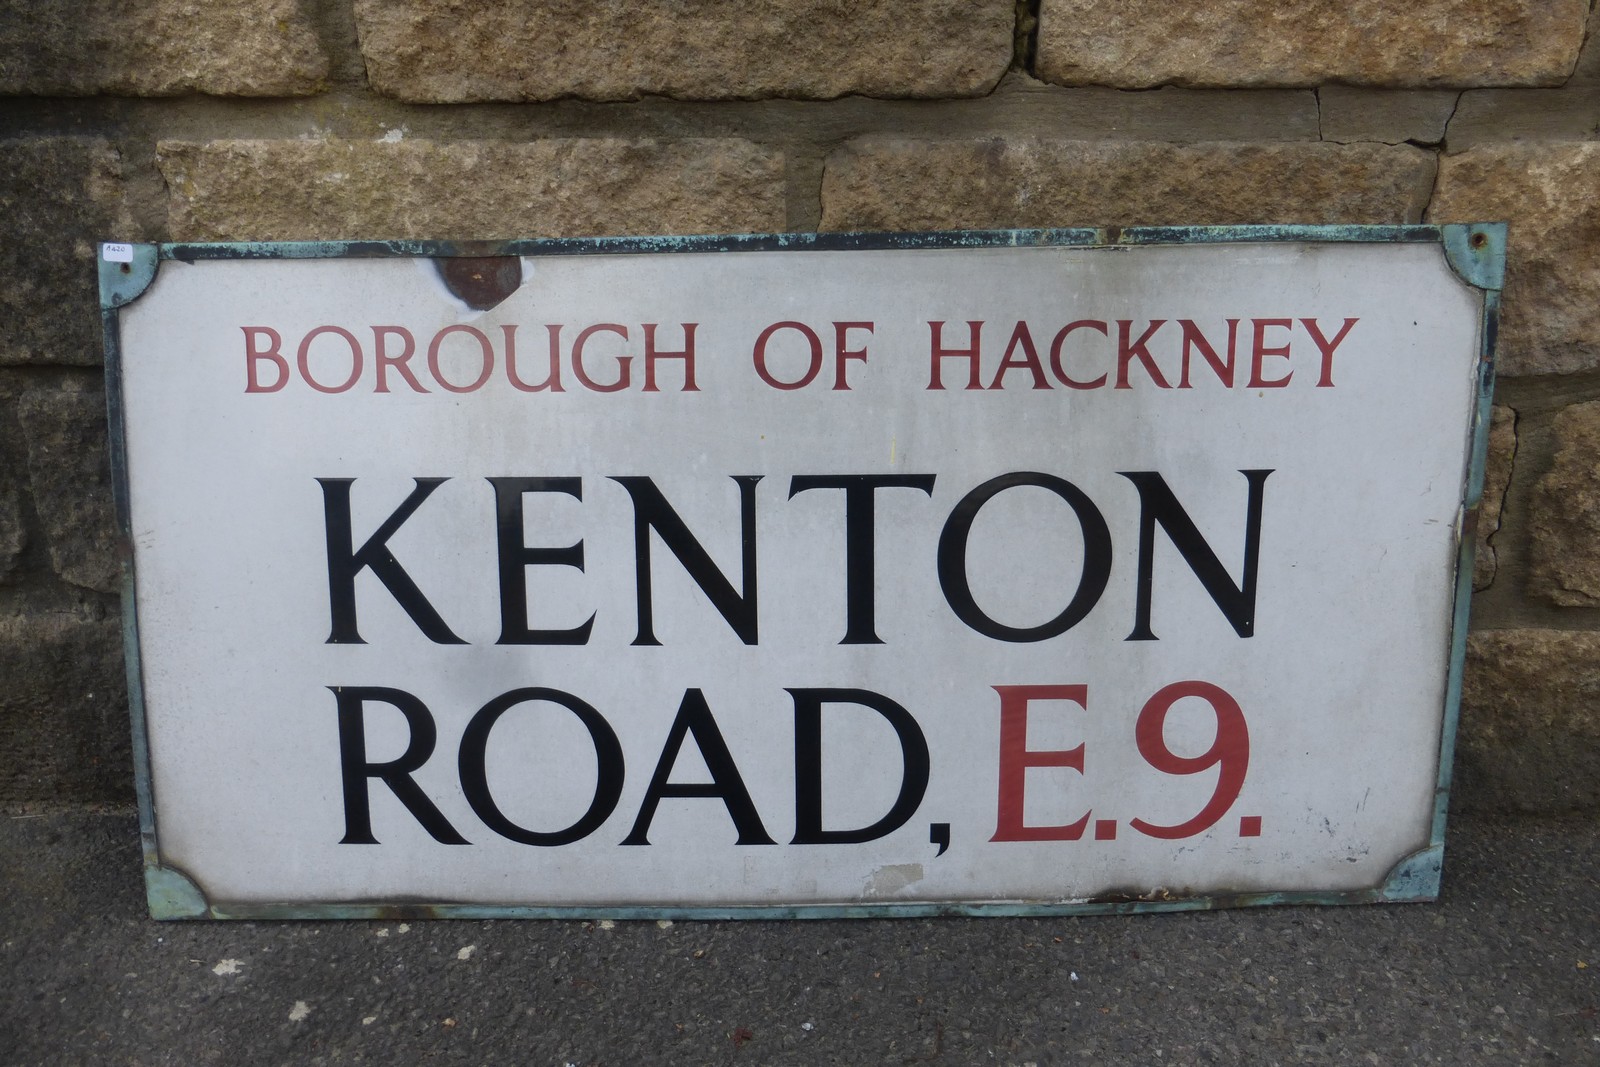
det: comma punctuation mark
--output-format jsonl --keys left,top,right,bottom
{"left": 930, "top": 822, "right": 950, "bottom": 857}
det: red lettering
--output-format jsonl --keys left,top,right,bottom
{"left": 642, "top": 323, "right": 698, "bottom": 392}
{"left": 752, "top": 321, "right": 823, "bottom": 390}
{"left": 242, "top": 326, "right": 288, "bottom": 393}
{"left": 571, "top": 324, "right": 632, "bottom": 392}
{"left": 1177, "top": 319, "right": 1237, "bottom": 388}
{"left": 296, "top": 326, "right": 363, "bottom": 394}
{"left": 505, "top": 324, "right": 563, "bottom": 392}
{"left": 1302, "top": 317, "right": 1359, "bottom": 388}
{"left": 1048, "top": 320, "right": 1107, "bottom": 389}
{"left": 1115, "top": 320, "right": 1170, "bottom": 389}
{"left": 1248, "top": 319, "right": 1293, "bottom": 388}
{"left": 991, "top": 684, "right": 1090, "bottom": 842}
{"left": 1129, "top": 681, "right": 1250, "bottom": 840}
{"left": 989, "top": 322, "right": 1049, "bottom": 390}
{"left": 372, "top": 326, "right": 426, "bottom": 393}
{"left": 927, "top": 321, "right": 983, "bottom": 391}
{"left": 427, "top": 325, "right": 494, "bottom": 393}
{"left": 832, "top": 321, "right": 872, "bottom": 391}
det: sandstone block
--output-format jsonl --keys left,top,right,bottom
{"left": 159, "top": 138, "right": 786, "bottom": 242}
{"left": 821, "top": 139, "right": 1435, "bottom": 231}
{"left": 1430, "top": 143, "right": 1600, "bottom": 377}
{"left": 0, "top": 609, "right": 129, "bottom": 806}
{"left": 0, "top": 0, "right": 328, "bottom": 96}
{"left": 1576, "top": 5, "right": 1600, "bottom": 85}
{"left": 1457, "top": 629, "right": 1600, "bottom": 812}
{"left": 0, "top": 138, "right": 136, "bottom": 366}
{"left": 1472, "top": 405, "right": 1515, "bottom": 592}
{"left": 1317, "top": 87, "right": 1459, "bottom": 146}
{"left": 17, "top": 383, "right": 118, "bottom": 595}
{"left": 1529, "top": 401, "right": 1600, "bottom": 606}
{"left": 354, "top": 0, "right": 1012, "bottom": 103}
{"left": 1036, "top": 0, "right": 1587, "bottom": 89}
{"left": 1445, "top": 90, "right": 1600, "bottom": 149}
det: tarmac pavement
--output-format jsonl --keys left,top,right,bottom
{"left": 2, "top": 810, "right": 1596, "bottom": 1066}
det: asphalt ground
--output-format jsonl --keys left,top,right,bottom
{"left": 1, "top": 811, "right": 1596, "bottom": 1066}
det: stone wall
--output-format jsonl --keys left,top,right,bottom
{"left": 1, "top": 0, "right": 1596, "bottom": 813}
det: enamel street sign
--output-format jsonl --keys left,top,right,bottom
{"left": 101, "top": 226, "right": 1502, "bottom": 919}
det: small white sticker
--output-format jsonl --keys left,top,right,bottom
{"left": 102, "top": 243, "right": 134, "bottom": 263}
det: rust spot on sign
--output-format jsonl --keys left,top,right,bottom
{"left": 436, "top": 256, "right": 522, "bottom": 311}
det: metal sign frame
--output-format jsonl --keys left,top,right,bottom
{"left": 101, "top": 224, "right": 1503, "bottom": 920}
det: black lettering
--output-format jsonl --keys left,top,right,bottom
{"left": 621, "top": 688, "right": 775, "bottom": 845}
{"left": 937, "top": 473, "right": 1113, "bottom": 641}
{"left": 790, "top": 688, "right": 930, "bottom": 844}
{"left": 788, "top": 475, "right": 937, "bottom": 644}
{"left": 332, "top": 686, "right": 467, "bottom": 845}
{"left": 489, "top": 477, "right": 595, "bottom": 645}
{"left": 457, "top": 687, "right": 624, "bottom": 846}
{"left": 612, "top": 476, "right": 761, "bottom": 646}
{"left": 319, "top": 478, "right": 465, "bottom": 644}
{"left": 1119, "top": 469, "right": 1272, "bottom": 640}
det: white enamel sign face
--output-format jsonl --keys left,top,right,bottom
{"left": 110, "top": 235, "right": 1489, "bottom": 917}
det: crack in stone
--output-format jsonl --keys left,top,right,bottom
{"left": 1480, "top": 407, "right": 1520, "bottom": 593}
{"left": 1439, "top": 90, "right": 1465, "bottom": 152}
